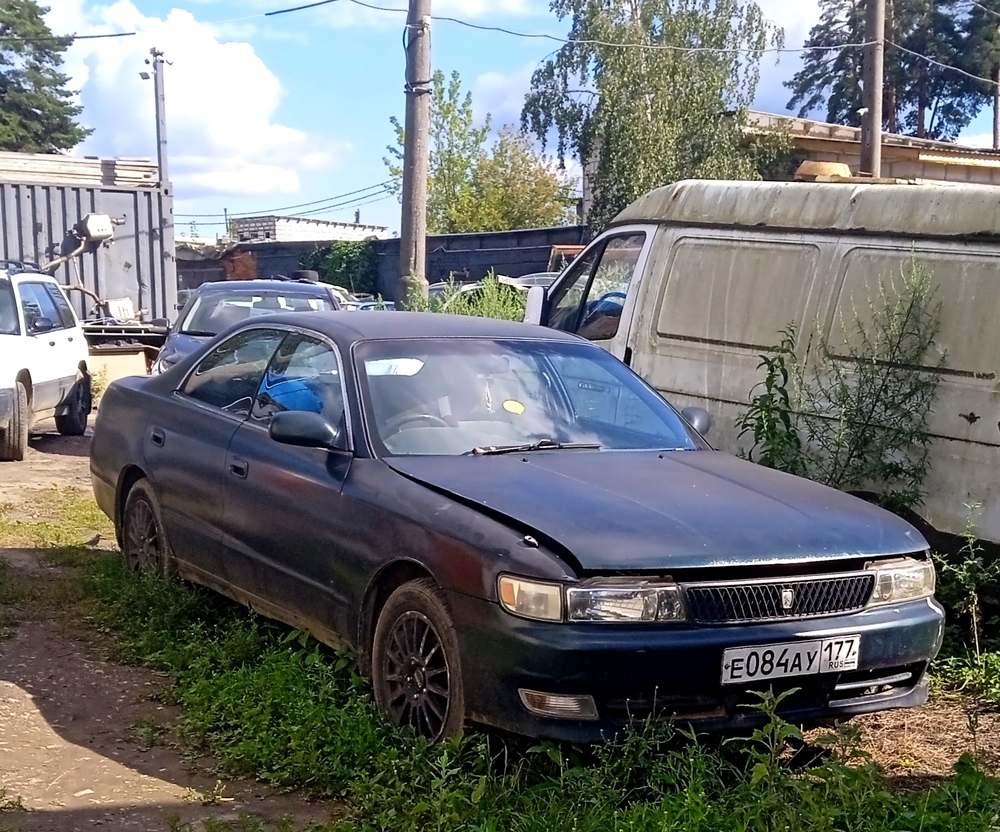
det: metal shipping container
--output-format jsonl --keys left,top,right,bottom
{"left": 0, "top": 168, "right": 176, "bottom": 323}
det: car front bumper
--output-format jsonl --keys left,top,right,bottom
{"left": 446, "top": 590, "right": 945, "bottom": 742}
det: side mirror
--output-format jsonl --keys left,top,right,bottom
{"left": 29, "top": 316, "right": 56, "bottom": 333}
{"left": 148, "top": 317, "right": 170, "bottom": 329}
{"left": 269, "top": 411, "right": 346, "bottom": 451}
{"left": 681, "top": 406, "right": 713, "bottom": 437}
{"left": 524, "top": 285, "right": 546, "bottom": 325}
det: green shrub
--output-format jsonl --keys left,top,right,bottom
{"left": 301, "top": 242, "right": 379, "bottom": 297}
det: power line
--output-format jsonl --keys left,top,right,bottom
{"left": 0, "top": 31, "right": 137, "bottom": 42}
{"left": 175, "top": 181, "right": 392, "bottom": 218}
{"left": 890, "top": 40, "right": 999, "bottom": 88}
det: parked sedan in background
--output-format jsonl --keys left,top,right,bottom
{"left": 150, "top": 279, "right": 341, "bottom": 374}
{"left": 91, "top": 313, "right": 943, "bottom": 742}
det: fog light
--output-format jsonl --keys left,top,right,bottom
{"left": 518, "top": 689, "right": 599, "bottom": 720}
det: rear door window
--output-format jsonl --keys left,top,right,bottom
{"left": 0, "top": 280, "right": 18, "bottom": 335}
{"left": 43, "top": 283, "right": 78, "bottom": 329}
{"left": 19, "top": 282, "right": 66, "bottom": 332}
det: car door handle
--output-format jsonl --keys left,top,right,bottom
{"left": 67, "top": 336, "right": 74, "bottom": 342}
{"left": 229, "top": 459, "right": 249, "bottom": 479}
{"left": 150, "top": 428, "right": 165, "bottom": 447}
{"left": 48, "top": 340, "right": 56, "bottom": 347}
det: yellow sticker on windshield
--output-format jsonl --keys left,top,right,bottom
{"left": 503, "top": 399, "right": 525, "bottom": 415}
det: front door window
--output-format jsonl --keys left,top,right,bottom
{"left": 546, "top": 232, "right": 646, "bottom": 342}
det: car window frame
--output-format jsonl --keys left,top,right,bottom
{"left": 244, "top": 328, "right": 354, "bottom": 453}
{"left": 175, "top": 325, "right": 290, "bottom": 420}
{"left": 18, "top": 280, "right": 69, "bottom": 333}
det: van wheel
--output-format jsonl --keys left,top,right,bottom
{"left": 55, "top": 376, "right": 91, "bottom": 437}
{"left": 0, "top": 382, "right": 29, "bottom": 462}
{"left": 372, "top": 579, "right": 465, "bottom": 741}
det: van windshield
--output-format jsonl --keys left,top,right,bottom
{"left": 0, "top": 280, "right": 18, "bottom": 335}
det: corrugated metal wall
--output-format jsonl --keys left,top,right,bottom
{"left": 0, "top": 182, "right": 176, "bottom": 321}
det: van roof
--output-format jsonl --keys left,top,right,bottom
{"left": 612, "top": 179, "right": 1000, "bottom": 239}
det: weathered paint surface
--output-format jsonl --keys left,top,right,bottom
{"left": 0, "top": 182, "right": 176, "bottom": 321}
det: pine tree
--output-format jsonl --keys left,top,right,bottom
{"left": 787, "top": 0, "right": 980, "bottom": 141}
{"left": 962, "top": 0, "right": 1000, "bottom": 147}
{"left": 0, "top": 0, "right": 91, "bottom": 152}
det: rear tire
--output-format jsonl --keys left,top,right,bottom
{"left": 122, "top": 480, "right": 174, "bottom": 577}
{"left": 372, "top": 578, "right": 466, "bottom": 741}
{"left": 55, "top": 376, "right": 90, "bottom": 437}
{"left": 0, "top": 382, "right": 29, "bottom": 462}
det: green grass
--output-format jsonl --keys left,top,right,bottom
{"left": 0, "top": 486, "right": 112, "bottom": 549}
{"left": 80, "top": 554, "right": 1000, "bottom": 832}
{"left": 6, "top": 489, "right": 1000, "bottom": 831}
{"left": 409, "top": 273, "right": 527, "bottom": 322}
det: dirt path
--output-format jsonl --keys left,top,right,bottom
{"left": 0, "top": 427, "right": 333, "bottom": 832}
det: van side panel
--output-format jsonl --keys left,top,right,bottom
{"left": 631, "top": 231, "right": 826, "bottom": 451}
{"left": 632, "top": 225, "right": 1000, "bottom": 544}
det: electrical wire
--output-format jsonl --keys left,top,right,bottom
{"left": 175, "top": 181, "right": 393, "bottom": 218}
{"left": 890, "top": 40, "right": 1000, "bottom": 87}
{"left": 0, "top": 31, "right": 136, "bottom": 42}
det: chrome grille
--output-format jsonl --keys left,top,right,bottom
{"left": 684, "top": 573, "right": 875, "bottom": 624}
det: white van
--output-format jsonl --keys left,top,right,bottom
{"left": 525, "top": 179, "right": 1000, "bottom": 544}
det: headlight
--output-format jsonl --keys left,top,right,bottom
{"left": 567, "top": 578, "right": 686, "bottom": 622}
{"left": 150, "top": 353, "right": 176, "bottom": 375}
{"left": 498, "top": 576, "right": 563, "bottom": 621}
{"left": 866, "top": 557, "right": 936, "bottom": 606}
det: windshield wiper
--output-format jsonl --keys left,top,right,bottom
{"left": 181, "top": 330, "right": 218, "bottom": 337}
{"left": 468, "top": 439, "right": 601, "bottom": 456}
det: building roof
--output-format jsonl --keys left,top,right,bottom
{"left": 746, "top": 110, "right": 1000, "bottom": 166}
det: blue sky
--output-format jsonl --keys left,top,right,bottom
{"left": 45, "top": 0, "right": 998, "bottom": 238}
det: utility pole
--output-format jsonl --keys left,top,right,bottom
{"left": 398, "top": 0, "right": 431, "bottom": 304}
{"left": 860, "top": 0, "right": 885, "bottom": 177}
{"left": 150, "top": 47, "right": 170, "bottom": 187}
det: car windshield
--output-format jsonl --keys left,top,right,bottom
{"left": 356, "top": 338, "right": 701, "bottom": 456}
{"left": 0, "top": 279, "right": 18, "bottom": 335}
{"left": 179, "top": 291, "right": 334, "bottom": 335}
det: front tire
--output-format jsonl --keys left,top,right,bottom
{"left": 122, "top": 480, "right": 173, "bottom": 576}
{"left": 372, "top": 578, "right": 466, "bottom": 741}
{"left": 55, "top": 376, "right": 90, "bottom": 437}
{"left": 0, "top": 382, "right": 29, "bottom": 462}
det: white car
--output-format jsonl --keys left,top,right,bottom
{"left": 0, "top": 264, "right": 92, "bottom": 461}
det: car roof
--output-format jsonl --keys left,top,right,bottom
{"left": 194, "top": 279, "right": 331, "bottom": 294}
{"left": 4, "top": 270, "right": 57, "bottom": 284}
{"left": 243, "top": 310, "right": 582, "bottom": 344}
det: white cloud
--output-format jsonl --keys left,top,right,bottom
{"left": 473, "top": 63, "right": 535, "bottom": 129}
{"left": 45, "top": 0, "right": 344, "bottom": 199}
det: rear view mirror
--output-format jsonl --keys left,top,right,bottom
{"left": 29, "top": 316, "right": 55, "bottom": 333}
{"left": 524, "top": 285, "right": 545, "bottom": 325}
{"left": 270, "top": 411, "right": 347, "bottom": 451}
{"left": 681, "top": 407, "right": 712, "bottom": 437}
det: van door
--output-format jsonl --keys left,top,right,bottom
{"left": 534, "top": 225, "right": 655, "bottom": 363}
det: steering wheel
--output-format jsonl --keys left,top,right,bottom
{"left": 383, "top": 413, "right": 451, "bottom": 438}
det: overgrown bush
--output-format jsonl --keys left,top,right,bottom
{"left": 737, "top": 258, "right": 943, "bottom": 512}
{"left": 301, "top": 241, "right": 379, "bottom": 297}
{"left": 407, "top": 272, "right": 526, "bottom": 322}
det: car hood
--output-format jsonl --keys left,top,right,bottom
{"left": 385, "top": 451, "right": 927, "bottom": 571}
{"left": 162, "top": 331, "right": 212, "bottom": 361}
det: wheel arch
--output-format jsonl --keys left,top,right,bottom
{"left": 357, "top": 559, "right": 435, "bottom": 675}
{"left": 115, "top": 465, "right": 149, "bottom": 548}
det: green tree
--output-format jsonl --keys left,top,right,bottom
{"left": 521, "top": 0, "right": 781, "bottom": 230}
{"left": 0, "top": 0, "right": 90, "bottom": 152}
{"left": 386, "top": 71, "right": 575, "bottom": 233}
{"left": 787, "top": 0, "right": 981, "bottom": 140}
{"left": 962, "top": 0, "right": 1000, "bottom": 148}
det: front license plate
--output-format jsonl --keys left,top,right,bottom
{"left": 721, "top": 635, "right": 861, "bottom": 685}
